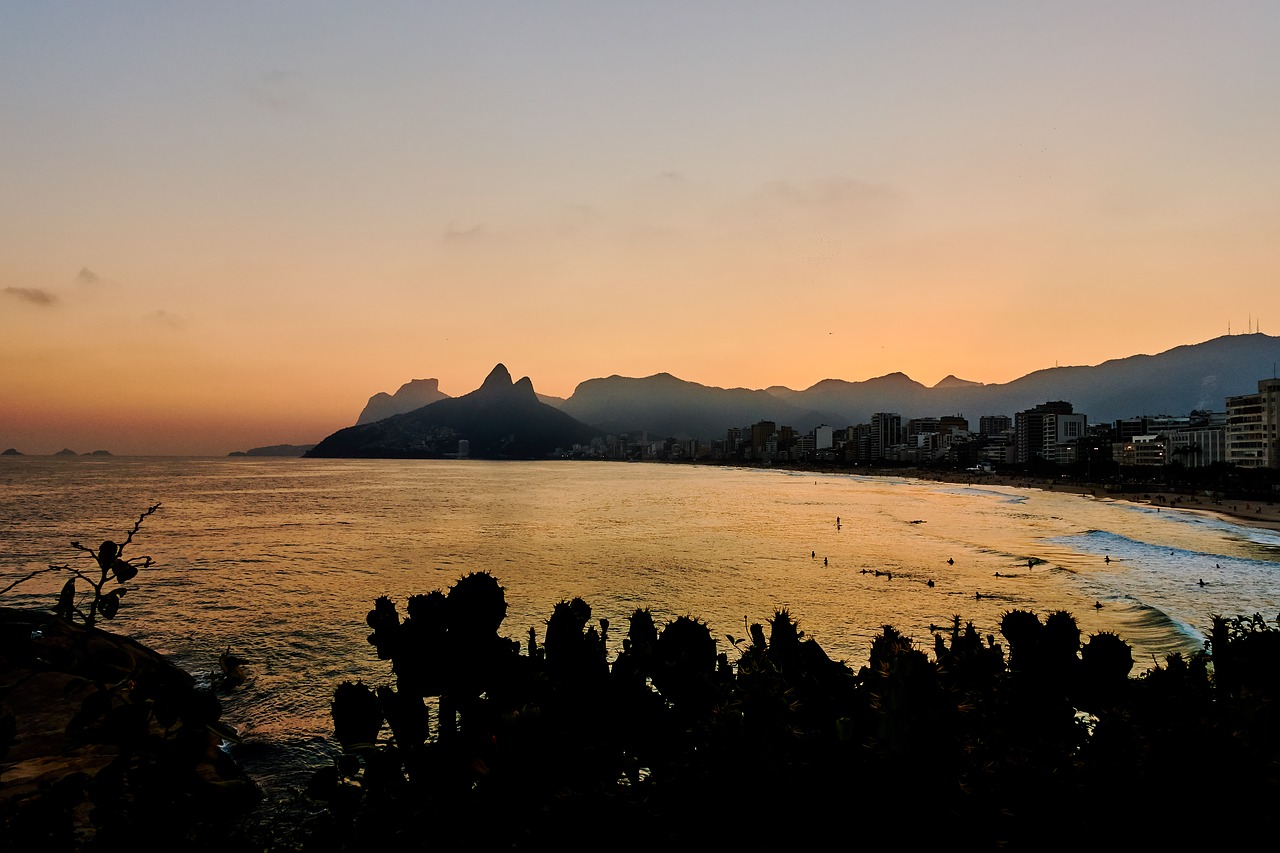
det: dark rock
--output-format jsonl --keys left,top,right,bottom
{"left": 0, "top": 608, "right": 259, "bottom": 847}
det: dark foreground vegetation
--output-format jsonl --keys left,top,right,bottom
{"left": 302, "top": 573, "right": 1280, "bottom": 851}
{"left": 3, "top": 518, "right": 1278, "bottom": 851}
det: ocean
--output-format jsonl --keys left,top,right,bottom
{"left": 2, "top": 456, "right": 1278, "bottom": 795}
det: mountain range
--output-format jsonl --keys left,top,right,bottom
{"left": 309, "top": 365, "right": 598, "bottom": 459}
{"left": 309, "top": 334, "right": 1280, "bottom": 456}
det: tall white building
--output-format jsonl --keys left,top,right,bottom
{"left": 1226, "top": 378, "right": 1280, "bottom": 468}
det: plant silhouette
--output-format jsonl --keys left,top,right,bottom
{"left": 307, "top": 574, "right": 1280, "bottom": 851}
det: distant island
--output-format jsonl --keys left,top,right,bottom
{"left": 1, "top": 448, "right": 110, "bottom": 457}
{"left": 228, "top": 444, "right": 316, "bottom": 457}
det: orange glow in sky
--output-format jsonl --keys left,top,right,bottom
{"left": 3, "top": 3, "right": 1279, "bottom": 455}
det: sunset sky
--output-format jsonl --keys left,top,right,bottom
{"left": 3, "top": 2, "right": 1279, "bottom": 455}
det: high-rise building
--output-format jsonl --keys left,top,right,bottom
{"left": 1227, "top": 378, "right": 1280, "bottom": 468}
{"left": 870, "top": 412, "right": 903, "bottom": 460}
{"left": 1015, "top": 401, "right": 1085, "bottom": 465}
{"left": 1264, "top": 378, "right": 1280, "bottom": 468}
{"left": 979, "top": 415, "right": 1012, "bottom": 436}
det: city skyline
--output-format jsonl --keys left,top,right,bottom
{"left": 4, "top": 3, "right": 1279, "bottom": 454}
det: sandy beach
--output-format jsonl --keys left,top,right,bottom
{"left": 907, "top": 470, "right": 1280, "bottom": 533}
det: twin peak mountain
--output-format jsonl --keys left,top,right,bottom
{"left": 307, "top": 365, "right": 596, "bottom": 459}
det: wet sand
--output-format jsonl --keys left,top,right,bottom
{"left": 906, "top": 470, "right": 1280, "bottom": 533}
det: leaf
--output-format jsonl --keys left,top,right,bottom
{"left": 101, "top": 588, "right": 126, "bottom": 619}
{"left": 55, "top": 578, "right": 76, "bottom": 618}
{"left": 96, "top": 540, "right": 120, "bottom": 570}
{"left": 111, "top": 558, "right": 138, "bottom": 583}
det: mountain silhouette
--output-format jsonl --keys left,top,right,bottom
{"left": 356, "top": 378, "right": 451, "bottom": 425}
{"left": 933, "top": 374, "right": 984, "bottom": 389}
{"left": 309, "top": 364, "right": 599, "bottom": 459}
{"left": 560, "top": 372, "right": 842, "bottom": 441}
{"left": 559, "top": 334, "right": 1280, "bottom": 440}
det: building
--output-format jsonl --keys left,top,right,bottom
{"left": 870, "top": 413, "right": 904, "bottom": 461}
{"left": 979, "top": 415, "right": 1012, "bottom": 436}
{"left": 1226, "top": 378, "right": 1280, "bottom": 468}
{"left": 1015, "top": 401, "right": 1085, "bottom": 465}
{"left": 1113, "top": 434, "right": 1167, "bottom": 467}
{"left": 1226, "top": 389, "right": 1268, "bottom": 467}
{"left": 843, "top": 423, "right": 872, "bottom": 462}
{"left": 1167, "top": 428, "right": 1227, "bottom": 467}
{"left": 1265, "top": 378, "right": 1280, "bottom": 468}
{"left": 750, "top": 421, "right": 777, "bottom": 456}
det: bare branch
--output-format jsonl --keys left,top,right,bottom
{"left": 0, "top": 566, "right": 62, "bottom": 596}
{"left": 64, "top": 566, "right": 98, "bottom": 585}
{"left": 119, "top": 503, "right": 162, "bottom": 552}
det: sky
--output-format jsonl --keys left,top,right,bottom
{"left": 3, "top": 1, "right": 1279, "bottom": 455}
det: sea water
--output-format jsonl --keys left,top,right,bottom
{"left": 2, "top": 456, "right": 1277, "bottom": 794}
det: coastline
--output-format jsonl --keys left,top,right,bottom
{"left": 901, "top": 469, "right": 1280, "bottom": 534}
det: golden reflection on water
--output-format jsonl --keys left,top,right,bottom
{"left": 2, "top": 457, "right": 1277, "bottom": 789}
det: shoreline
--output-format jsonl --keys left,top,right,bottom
{"left": 901, "top": 469, "right": 1280, "bottom": 534}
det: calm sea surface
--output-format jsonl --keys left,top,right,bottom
{"left": 3, "top": 457, "right": 1279, "bottom": 794}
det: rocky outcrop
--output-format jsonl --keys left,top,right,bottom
{"left": 0, "top": 608, "right": 258, "bottom": 848}
{"left": 356, "top": 378, "right": 451, "bottom": 425}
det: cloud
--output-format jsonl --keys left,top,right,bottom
{"left": 76, "top": 267, "right": 102, "bottom": 285}
{"left": 3, "top": 287, "right": 58, "bottom": 306}
{"left": 144, "top": 310, "right": 186, "bottom": 329}
{"left": 750, "top": 177, "right": 903, "bottom": 220}
{"left": 442, "top": 223, "right": 489, "bottom": 244}
{"left": 251, "top": 71, "right": 307, "bottom": 113}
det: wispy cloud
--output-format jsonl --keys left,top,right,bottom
{"left": 250, "top": 70, "right": 307, "bottom": 113}
{"left": 76, "top": 267, "right": 102, "bottom": 285}
{"left": 3, "top": 287, "right": 58, "bottom": 306}
{"left": 749, "top": 177, "right": 903, "bottom": 220}
{"left": 442, "top": 223, "right": 489, "bottom": 244}
{"left": 144, "top": 310, "right": 186, "bottom": 329}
